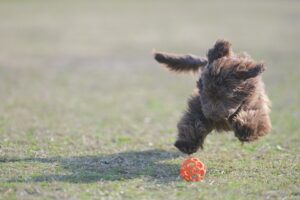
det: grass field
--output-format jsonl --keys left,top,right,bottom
{"left": 0, "top": 0, "right": 299, "bottom": 199}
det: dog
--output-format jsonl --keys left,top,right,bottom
{"left": 154, "top": 39, "right": 271, "bottom": 154}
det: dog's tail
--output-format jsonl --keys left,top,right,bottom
{"left": 154, "top": 51, "right": 208, "bottom": 73}
{"left": 207, "top": 39, "right": 233, "bottom": 63}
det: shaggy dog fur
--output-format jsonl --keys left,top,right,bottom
{"left": 154, "top": 40, "right": 271, "bottom": 154}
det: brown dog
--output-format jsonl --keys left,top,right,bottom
{"left": 154, "top": 40, "right": 271, "bottom": 154}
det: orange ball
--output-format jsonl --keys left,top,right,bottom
{"left": 180, "top": 157, "right": 206, "bottom": 182}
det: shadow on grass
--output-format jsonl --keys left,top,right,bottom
{"left": 2, "top": 149, "right": 183, "bottom": 183}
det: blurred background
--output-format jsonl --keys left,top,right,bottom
{"left": 0, "top": 0, "right": 299, "bottom": 199}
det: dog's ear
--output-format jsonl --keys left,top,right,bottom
{"left": 154, "top": 51, "right": 207, "bottom": 73}
{"left": 207, "top": 39, "right": 232, "bottom": 63}
{"left": 235, "top": 62, "right": 266, "bottom": 79}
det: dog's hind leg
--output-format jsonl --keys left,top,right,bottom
{"left": 231, "top": 109, "right": 271, "bottom": 142}
{"left": 175, "top": 95, "right": 213, "bottom": 154}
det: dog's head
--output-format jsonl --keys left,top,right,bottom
{"left": 199, "top": 40, "right": 266, "bottom": 120}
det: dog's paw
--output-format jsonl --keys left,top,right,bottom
{"left": 174, "top": 140, "right": 201, "bottom": 155}
{"left": 234, "top": 124, "right": 258, "bottom": 142}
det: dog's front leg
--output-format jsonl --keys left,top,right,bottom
{"left": 174, "top": 96, "right": 213, "bottom": 154}
{"left": 231, "top": 109, "right": 271, "bottom": 142}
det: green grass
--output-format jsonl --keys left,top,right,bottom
{"left": 0, "top": 0, "right": 299, "bottom": 199}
